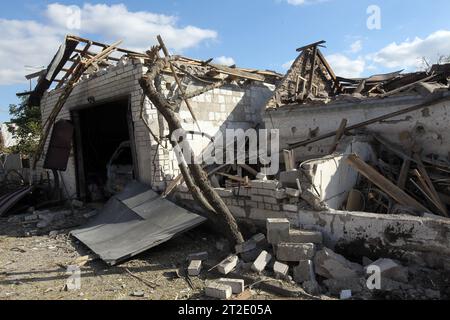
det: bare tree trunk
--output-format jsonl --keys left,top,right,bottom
{"left": 139, "top": 56, "right": 244, "bottom": 245}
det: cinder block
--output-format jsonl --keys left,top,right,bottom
{"left": 266, "top": 218, "right": 290, "bottom": 244}
{"left": 260, "top": 180, "right": 282, "bottom": 190}
{"left": 188, "top": 260, "right": 202, "bottom": 276}
{"left": 251, "top": 250, "right": 272, "bottom": 273}
{"left": 273, "top": 261, "right": 289, "bottom": 278}
{"left": 205, "top": 282, "right": 232, "bottom": 300}
{"left": 217, "top": 278, "right": 245, "bottom": 294}
{"left": 289, "top": 230, "right": 323, "bottom": 244}
{"left": 293, "top": 260, "right": 315, "bottom": 283}
{"left": 276, "top": 243, "right": 315, "bottom": 262}
{"left": 217, "top": 255, "right": 239, "bottom": 275}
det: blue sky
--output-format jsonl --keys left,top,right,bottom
{"left": 2, "top": 0, "right": 450, "bottom": 122}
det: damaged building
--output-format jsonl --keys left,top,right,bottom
{"left": 5, "top": 36, "right": 450, "bottom": 300}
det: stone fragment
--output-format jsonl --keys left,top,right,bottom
{"left": 273, "top": 261, "right": 289, "bottom": 278}
{"left": 365, "top": 258, "right": 408, "bottom": 283}
{"left": 205, "top": 282, "right": 232, "bottom": 300}
{"left": 266, "top": 218, "right": 290, "bottom": 244}
{"left": 289, "top": 229, "right": 323, "bottom": 244}
{"left": 217, "top": 255, "right": 239, "bottom": 275}
{"left": 188, "top": 260, "right": 202, "bottom": 276}
{"left": 276, "top": 243, "right": 315, "bottom": 262}
{"left": 293, "top": 260, "right": 315, "bottom": 283}
{"left": 251, "top": 250, "right": 272, "bottom": 273}
{"left": 314, "top": 248, "right": 363, "bottom": 280}
{"left": 217, "top": 278, "right": 244, "bottom": 294}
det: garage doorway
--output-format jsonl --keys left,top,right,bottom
{"left": 72, "top": 97, "right": 137, "bottom": 202}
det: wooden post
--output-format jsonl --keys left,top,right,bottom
{"left": 328, "top": 119, "right": 348, "bottom": 154}
{"left": 307, "top": 46, "right": 318, "bottom": 95}
{"left": 157, "top": 35, "right": 201, "bottom": 133}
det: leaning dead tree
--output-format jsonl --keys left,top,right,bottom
{"left": 139, "top": 37, "right": 244, "bottom": 245}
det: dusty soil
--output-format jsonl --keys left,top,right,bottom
{"left": 0, "top": 217, "right": 314, "bottom": 301}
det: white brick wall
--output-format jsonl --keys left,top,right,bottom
{"left": 39, "top": 60, "right": 275, "bottom": 195}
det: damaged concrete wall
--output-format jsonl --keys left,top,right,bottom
{"left": 264, "top": 93, "right": 450, "bottom": 161}
{"left": 292, "top": 209, "right": 450, "bottom": 270}
{"left": 304, "top": 138, "right": 376, "bottom": 209}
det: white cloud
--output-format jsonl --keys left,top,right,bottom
{"left": 0, "top": 18, "right": 63, "bottom": 85}
{"left": 45, "top": 3, "right": 217, "bottom": 52}
{"left": 285, "top": 0, "right": 328, "bottom": 5}
{"left": 369, "top": 30, "right": 450, "bottom": 70}
{"left": 326, "top": 54, "right": 365, "bottom": 78}
{"left": 349, "top": 40, "right": 363, "bottom": 53}
{"left": 0, "top": 3, "right": 218, "bottom": 85}
{"left": 214, "top": 56, "right": 235, "bottom": 66}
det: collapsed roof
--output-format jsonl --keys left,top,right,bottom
{"left": 20, "top": 35, "right": 283, "bottom": 107}
{"left": 266, "top": 40, "right": 450, "bottom": 109}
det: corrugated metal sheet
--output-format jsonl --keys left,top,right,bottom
{"left": 71, "top": 181, "right": 206, "bottom": 265}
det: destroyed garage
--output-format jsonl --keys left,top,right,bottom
{"left": 1, "top": 34, "right": 450, "bottom": 301}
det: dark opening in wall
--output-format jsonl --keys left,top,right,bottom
{"left": 74, "top": 98, "right": 134, "bottom": 202}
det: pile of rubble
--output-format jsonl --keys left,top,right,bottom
{"left": 6, "top": 201, "right": 98, "bottom": 237}
{"left": 186, "top": 217, "right": 445, "bottom": 300}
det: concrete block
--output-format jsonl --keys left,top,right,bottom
{"left": 251, "top": 250, "right": 272, "bottom": 273}
{"left": 314, "top": 248, "right": 363, "bottom": 280}
{"left": 293, "top": 260, "right": 315, "bottom": 283}
{"left": 286, "top": 188, "right": 300, "bottom": 198}
{"left": 217, "top": 255, "right": 239, "bottom": 275}
{"left": 249, "top": 208, "right": 285, "bottom": 220}
{"left": 260, "top": 180, "right": 282, "bottom": 190}
{"left": 276, "top": 243, "right": 315, "bottom": 262}
{"left": 273, "top": 261, "right": 289, "bottom": 278}
{"left": 205, "top": 282, "right": 232, "bottom": 300}
{"left": 266, "top": 218, "right": 290, "bottom": 244}
{"left": 188, "top": 260, "right": 202, "bottom": 276}
{"left": 187, "top": 252, "right": 208, "bottom": 262}
{"left": 365, "top": 258, "right": 408, "bottom": 283}
{"left": 217, "top": 278, "right": 245, "bottom": 294}
{"left": 289, "top": 230, "right": 323, "bottom": 244}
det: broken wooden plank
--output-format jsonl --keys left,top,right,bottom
{"left": 413, "top": 154, "right": 448, "bottom": 217}
{"left": 307, "top": 46, "right": 318, "bottom": 95}
{"left": 397, "top": 159, "right": 411, "bottom": 190}
{"left": 217, "top": 172, "right": 249, "bottom": 184}
{"left": 380, "top": 74, "right": 438, "bottom": 98}
{"left": 238, "top": 163, "right": 258, "bottom": 177}
{"left": 328, "top": 119, "right": 348, "bottom": 154}
{"left": 157, "top": 35, "right": 201, "bottom": 133}
{"left": 346, "top": 154, "right": 430, "bottom": 213}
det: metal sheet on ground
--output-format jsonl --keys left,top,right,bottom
{"left": 71, "top": 181, "right": 206, "bottom": 265}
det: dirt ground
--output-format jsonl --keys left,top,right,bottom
{"left": 0, "top": 217, "right": 313, "bottom": 301}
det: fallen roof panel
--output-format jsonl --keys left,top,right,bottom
{"left": 71, "top": 181, "right": 206, "bottom": 265}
